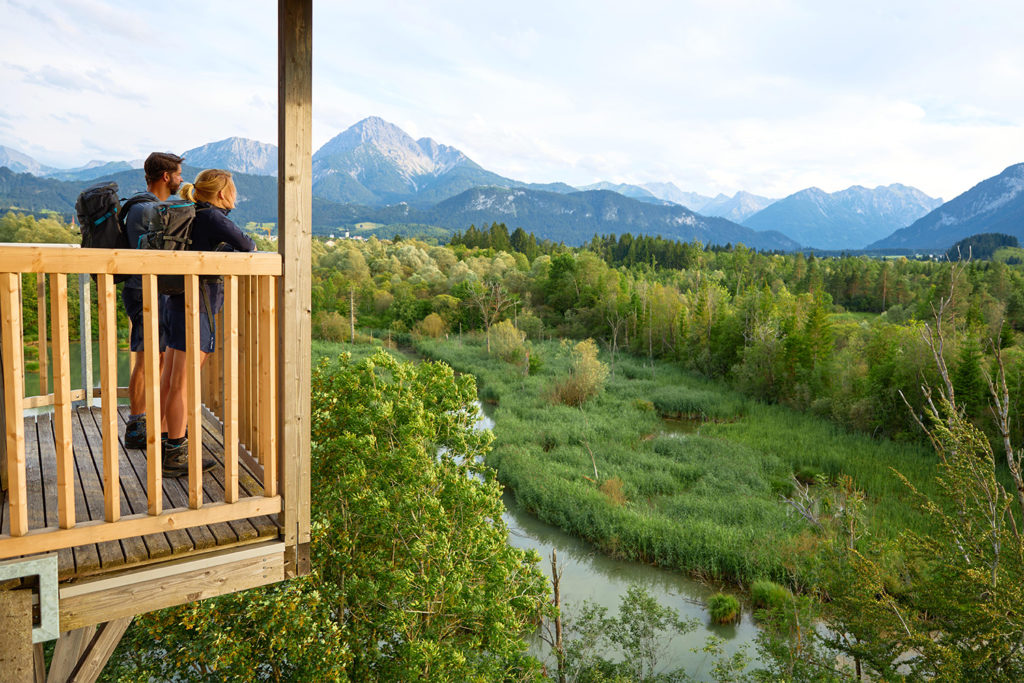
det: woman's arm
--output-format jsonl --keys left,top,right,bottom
{"left": 210, "top": 210, "right": 256, "bottom": 253}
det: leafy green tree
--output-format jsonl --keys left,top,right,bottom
{"left": 105, "top": 352, "right": 549, "bottom": 681}
{"left": 106, "top": 530, "right": 350, "bottom": 681}
{"left": 312, "top": 352, "right": 550, "bottom": 680}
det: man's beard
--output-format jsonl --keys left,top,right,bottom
{"left": 169, "top": 180, "right": 182, "bottom": 194}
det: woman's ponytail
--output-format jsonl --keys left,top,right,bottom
{"left": 183, "top": 169, "right": 233, "bottom": 204}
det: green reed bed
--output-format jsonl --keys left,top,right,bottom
{"left": 413, "top": 336, "right": 937, "bottom": 585}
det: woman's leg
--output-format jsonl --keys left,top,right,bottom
{"left": 164, "top": 349, "right": 211, "bottom": 440}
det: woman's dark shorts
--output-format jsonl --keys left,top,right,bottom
{"left": 165, "top": 294, "right": 218, "bottom": 354}
{"left": 121, "top": 286, "right": 167, "bottom": 352}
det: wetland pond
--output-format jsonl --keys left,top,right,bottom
{"left": 474, "top": 403, "right": 762, "bottom": 678}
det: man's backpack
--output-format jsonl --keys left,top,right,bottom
{"left": 75, "top": 182, "right": 131, "bottom": 283}
{"left": 133, "top": 199, "right": 197, "bottom": 295}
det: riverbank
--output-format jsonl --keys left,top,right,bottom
{"left": 412, "top": 335, "right": 938, "bottom": 587}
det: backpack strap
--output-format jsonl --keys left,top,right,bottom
{"left": 116, "top": 195, "right": 154, "bottom": 233}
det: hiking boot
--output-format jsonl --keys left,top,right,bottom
{"left": 124, "top": 417, "right": 146, "bottom": 450}
{"left": 162, "top": 439, "right": 217, "bottom": 478}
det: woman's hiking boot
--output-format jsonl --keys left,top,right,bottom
{"left": 162, "top": 438, "right": 217, "bottom": 477}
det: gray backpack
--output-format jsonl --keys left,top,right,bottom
{"left": 135, "top": 199, "right": 196, "bottom": 295}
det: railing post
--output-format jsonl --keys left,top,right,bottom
{"left": 51, "top": 273, "right": 76, "bottom": 529}
{"left": 141, "top": 274, "right": 162, "bottom": 516}
{"left": 1, "top": 272, "right": 28, "bottom": 535}
{"left": 37, "top": 275, "right": 48, "bottom": 396}
{"left": 0, "top": 312, "right": 6, "bottom": 493}
{"left": 78, "top": 273, "right": 94, "bottom": 408}
{"left": 97, "top": 273, "right": 120, "bottom": 522}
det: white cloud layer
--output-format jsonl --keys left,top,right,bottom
{"left": 1, "top": 0, "right": 1022, "bottom": 200}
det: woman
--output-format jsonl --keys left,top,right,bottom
{"left": 161, "top": 169, "right": 255, "bottom": 477}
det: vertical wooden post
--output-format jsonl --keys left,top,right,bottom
{"left": 36, "top": 275, "right": 48, "bottom": 396}
{"left": 259, "top": 275, "right": 277, "bottom": 496}
{"left": 185, "top": 275, "right": 203, "bottom": 508}
{"left": 279, "top": 0, "right": 313, "bottom": 576}
{"left": 50, "top": 273, "right": 76, "bottom": 529}
{"left": 238, "top": 276, "right": 250, "bottom": 454}
{"left": 223, "top": 275, "right": 239, "bottom": 503}
{"left": 141, "top": 274, "right": 162, "bottom": 515}
{"left": 1, "top": 272, "right": 27, "bottom": 535}
{"left": 78, "top": 273, "right": 94, "bottom": 408}
{"left": 0, "top": 310, "right": 6, "bottom": 494}
{"left": 97, "top": 274, "right": 120, "bottom": 522}
{"left": 248, "top": 276, "right": 260, "bottom": 464}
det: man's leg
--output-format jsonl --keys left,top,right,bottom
{"left": 128, "top": 351, "right": 145, "bottom": 415}
{"left": 122, "top": 286, "right": 148, "bottom": 449}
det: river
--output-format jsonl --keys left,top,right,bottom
{"left": 474, "top": 404, "right": 762, "bottom": 679}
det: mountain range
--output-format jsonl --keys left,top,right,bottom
{"left": 0, "top": 116, "right": 1016, "bottom": 251}
{"left": 183, "top": 138, "right": 278, "bottom": 176}
{"left": 868, "top": 164, "right": 1024, "bottom": 250}
{"left": 742, "top": 184, "right": 943, "bottom": 250}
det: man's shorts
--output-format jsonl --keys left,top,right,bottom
{"left": 121, "top": 287, "right": 167, "bottom": 353}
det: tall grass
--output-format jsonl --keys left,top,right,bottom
{"left": 413, "top": 337, "right": 937, "bottom": 585}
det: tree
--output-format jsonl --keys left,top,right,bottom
{"left": 310, "top": 352, "right": 550, "bottom": 680}
{"left": 467, "top": 275, "right": 517, "bottom": 353}
{"left": 106, "top": 352, "right": 550, "bottom": 681}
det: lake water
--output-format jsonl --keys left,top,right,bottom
{"left": 23, "top": 341, "right": 132, "bottom": 412}
{"left": 474, "top": 405, "right": 762, "bottom": 679}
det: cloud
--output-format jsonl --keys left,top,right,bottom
{"left": 22, "top": 64, "right": 145, "bottom": 101}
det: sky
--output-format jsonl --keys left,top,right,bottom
{"left": 2, "top": 0, "right": 1023, "bottom": 201}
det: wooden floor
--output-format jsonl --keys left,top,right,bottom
{"left": 1, "top": 406, "right": 279, "bottom": 581}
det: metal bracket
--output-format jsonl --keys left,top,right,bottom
{"left": 0, "top": 553, "right": 59, "bottom": 642}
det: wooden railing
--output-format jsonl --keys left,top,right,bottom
{"left": 0, "top": 245, "right": 282, "bottom": 560}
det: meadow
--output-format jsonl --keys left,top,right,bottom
{"left": 413, "top": 335, "right": 939, "bottom": 586}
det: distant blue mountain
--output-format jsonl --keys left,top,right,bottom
{"left": 743, "top": 184, "right": 942, "bottom": 250}
{"left": 869, "top": 164, "right": 1024, "bottom": 250}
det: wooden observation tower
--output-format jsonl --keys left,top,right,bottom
{"left": 0, "top": 2, "right": 312, "bottom": 679}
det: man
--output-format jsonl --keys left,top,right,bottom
{"left": 120, "top": 152, "right": 183, "bottom": 452}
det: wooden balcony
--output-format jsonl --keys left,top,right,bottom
{"left": 0, "top": 3, "right": 311, "bottom": 678}
{"left": 0, "top": 246, "right": 302, "bottom": 631}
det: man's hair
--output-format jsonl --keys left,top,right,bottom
{"left": 144, "top": 152, "right": 185, "bottom": 183}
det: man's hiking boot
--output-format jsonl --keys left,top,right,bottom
{"left": 162, "top": 438, "right": 217, "bottom": 478}
{"left": 124, "top": 417, "right": 146, "bottom": 450}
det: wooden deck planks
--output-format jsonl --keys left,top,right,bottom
{"left": 70, "top": 410, "right": 126, "bottom": 572}
{"left": 201, "top": 413, "right": 277, "bottom": 540}
{"left": 2, "top": 406, "right": 280, "bottom": 582}
{"left": 77, "top": 409, "right": 148, "bottom": 567}
{"left": 37, "top": 413, "right": 98, "bottom": 577}
{"left": 110, "top": 409, "right": 173, "bottom": 562}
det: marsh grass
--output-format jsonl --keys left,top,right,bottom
{"left": 708, "top": 593, "right": 742, "bottom": 625}
{"left": 412, "top": 337, "right": 939, "bottom": 585}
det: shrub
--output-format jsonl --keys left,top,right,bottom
{"left": 527, "top": 351, "right": 543, "bottom": 375}
{"left": 372, "top": 290, "right": 394, "bottom": 314}
{"left": 634, "top": 399, "right": 655, "bottom": 412}
{"left": 313, "top": 310, "right": 348, "bottom": 342}
{"left": 517, "top": 312, "right": 545, "bottom": 340}
{"left": 490, "top": 319, "right": 526, "bottom": 362}
{"left": 750, "top": 580, "right": 792, "bottom": 611}
{"left": 708, "top": 593, "right": 741, "bottom": 624}
{"left": 414, "top": 312, "right": 446, "bottom": 338}
{"left": 552, "top": 339, "right": 608, "bottom": 406}
{"left": 600, "top": 477, "right": 627, "bottom": 506}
